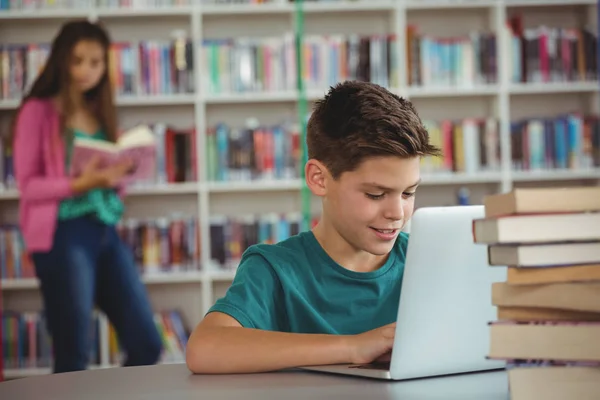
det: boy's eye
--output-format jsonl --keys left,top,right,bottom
{"left": 402, "top": 191, "right": 416, "bottom": 199}
{"left": 366, "top": 193, "right": 385, "bottom": 200}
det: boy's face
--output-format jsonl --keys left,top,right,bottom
{"left": 320, "top": 156, "right": 420, "bottom": 256}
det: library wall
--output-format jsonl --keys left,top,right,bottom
{"left": 0, "top": 0, "right": 599, "bottom": 379}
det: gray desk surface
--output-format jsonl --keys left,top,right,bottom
{"left": 0, "top": 363, "right": 509, "bottom": 400}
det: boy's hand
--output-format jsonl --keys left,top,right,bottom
{"left": 346, "top": 323, "right": 396, "bottom": 365}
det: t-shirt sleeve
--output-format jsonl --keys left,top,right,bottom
{"left": 396, "top": 231, "right": 410, "bottom": 261}
{"left": 207, "top": 251, "right": 287, "bottom": 331}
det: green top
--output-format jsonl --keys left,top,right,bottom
{"left": 208, "top": 230, "right": 409, "bottom": 334}
{"left": 58, "top": 129, "right": 124, "bottom": 226}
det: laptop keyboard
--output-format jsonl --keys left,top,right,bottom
{"left": 349, "top": 362, "right": 391, "bottom": 370}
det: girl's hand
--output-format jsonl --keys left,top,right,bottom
{"left": 71, "top": 156, "right": 133, "bottom": 194}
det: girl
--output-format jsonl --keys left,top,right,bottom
{"left": 12, "top": 20, "right": 162, "bottom": 373}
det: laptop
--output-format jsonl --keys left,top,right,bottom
{"left": 300, "top": 205, "right": 507, "bottom": 380}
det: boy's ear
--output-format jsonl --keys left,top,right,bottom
{"left": 305, "top": 159, "right": 328, "bottom": 197}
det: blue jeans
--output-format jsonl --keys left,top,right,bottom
{"left": 32, "top": 215, "right": 162, "bottom": 373}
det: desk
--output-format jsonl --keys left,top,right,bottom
{"left": 0, "top": 363, "right": 509, "bottom": 399}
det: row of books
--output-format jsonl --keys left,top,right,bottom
{"left": 473, "top": 186, "right": 600, "bottom": 399}
{"left": 99, "top": 0, "right": 191, "bottom": 7}
{"left": 5, "top": 25, "right": 597, "bottom": 100}
{"left": 406, "top": 28, "right": 497, "bottom": 88}
{"left": 202, "top": 33, "right": 397, "bottom": 94}
{"left": 0, "top": 225, "right": 34, "bottom": 281}
{"left": 507, "top": 17, "right": 598, "bottom": 84}
{"left": 510, "top": 115, "right": 600, "bottom": 171}
{"left": 1, "top": 309, "right": 188, "bottom": 370}
{"left": 115, "top": 215, "right": 201, "bottom": 275}
{"left": 1, "top": 114, "right": 598, "bottom": 192}
{"left": 0, "top": 213, "right": 200, "bottom": 280}
{"left": 0, "top": 39, "right": 194, "bottom": 101}
{"left": 143, "top": 123, "right": 197, "bottom": 186}
{"left": 109, "top": 39, "right": 194, "bottom": 97}
{"left": 0, "top": 122, "right": 197, "bottom": 193}
{"left": 108, "top": 309, "right": 188, "bottom": 365}
{"left": 205, "top": 120, "right": 301, "bottom": 182}
{"left": 2, "top": 311, "right": 100, "bottom": 369}
{"left": 421, "top": 118, "right": 501, "bottom": 175}
{"left": 209, "top": 212, "right": 319, "bottom": 268}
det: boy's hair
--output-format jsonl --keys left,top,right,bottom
{"left": 307, "top": 81, "right": 441, "bottom": 179}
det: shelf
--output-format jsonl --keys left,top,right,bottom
{"left": 509, "top": 81, "right": 599, "bottom": 95}
{"left": 201, "top": 1, "right": 393, "bottom": 15}
{"left": 201, "top": 3, "right": 294, "bottom": 15}
{"left": 504, "top": 0, "right": 596, "bottom": 7}
{"left": 1, "top": 272, "right": 204, "bottom": 291}
{"left": 405, "top": 0, "right": 499, "bottom": 10}
{"left": 141, "top": 272, "right": 203, "bottom": 284}
{"left": 0, "top": 183, "right": 199, "bottom": 201}
{"left": 406, "top": 85, "right": 500, "bottom": 98}
{"left": 1, "top": 278, "right": 37, "bottom": 290}
{"left": 302, "top": 1, "right": 395, "bottom": 12}
{"left": 208, "top": 270, "right": 237, "bottom": 282}
{"left": 206, "top": 179, "right": 303, "bottom": 193}
{"left": 0, "top": 8, "right": 89, "bottom": 20}
{"left": 96, "top": 6, "right": 194, "bottom": 17}
{"left": 421, "top": 172, "right": 503, "bottom": 185}
{"left": 0, "top": 99, "right": 19, "bottom": 110}
{"left": 126, "top": 182, "right": 199, "bottom": 195}
{"left": 0, "top": 95, "right": 196, "bottom": 110}
{"left": 0, "top": 189, "right": 18, "bottom": 200}
{"left": 203, "top": 91, "right": 298, "bottom": 104}
{"left": 511, "top": 169, "right": 600, "bottom": 182}
{"left": 116, "top": 94, "right": 196, "bottom": 106}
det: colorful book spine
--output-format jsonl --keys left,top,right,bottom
{"left": 406, "top": 27, "right": 497, "bottom": 87}
{"left": 107, "top": 309, "right": 189, "bottom": 366}
{"left": 209, "top": 212, "right": 320, "bottom": 269}
{"left": 420, "top": 118, "right": 501, "bottom": 175}
{"left": 0, "top": 226, "right": 35, "bottom": 281}
{"left": 202, "top": 33, "right": 398, "bottom": 94}
{"left": 116, "top": 215, "right": 201, "bottom": 275}
{"left": 205, "top": 120, "right": 301, "bottom": 182}
{"left": 1, "top": 311, "right": 99, "bottom": 370}
{"left": 506, "top": 16, "right": 598, "bottom": 84}
{"left": 0, "top": 39, "right": 194, "bottom": 101}
{"left": 510, "top": 114, "right": 600, "bottom": 172}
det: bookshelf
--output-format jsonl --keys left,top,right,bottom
{"left": 1, "top": 0, "right": 599, "bottom": 378}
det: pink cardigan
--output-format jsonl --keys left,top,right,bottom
{"left": 13, "top": 98, "right": 125, "bottom": 252}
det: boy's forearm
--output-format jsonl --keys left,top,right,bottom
{"left": 186, "top": 326, "right": 351, "bottom": 374}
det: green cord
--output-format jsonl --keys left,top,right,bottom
{"left": 294, "top": 0, "right": 311, "bottom": 232}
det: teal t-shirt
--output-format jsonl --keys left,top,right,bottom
{"left": 58, "top": 129, "right": 124, "bottom": 225}
{"left": 208, "top": 230, "right": 409, "bottom": 334}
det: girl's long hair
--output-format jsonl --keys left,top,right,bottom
{"left": 11, "top": 19, "right": 117, "bottom": 143}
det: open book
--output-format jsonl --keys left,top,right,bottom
{"left": 70, "top": 125, "right": 156, "bottom": 183}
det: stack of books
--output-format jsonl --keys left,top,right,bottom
{"left": 473, "top": 186, "right": 600, "bottom": 399}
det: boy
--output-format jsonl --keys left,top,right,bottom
{"left": 186, "top": 81, "right": 440, "bottom": 374}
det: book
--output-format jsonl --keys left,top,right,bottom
{"left": 488, "top": 242, "right": 600, "bottom": 267}
{"left": 472, "top": 212, "right": 600, "bottom": 244}
{"left": 484, "top": 187, "right": 600, "bottom": 218}
{"left": 70, "top": 125, "right": 157, "bottom": 184}
{"left": 492, "top": 281, "right": 600, "bottom": 313}
{"left": 497, "top": 306, "right": 600, "bottom": 322}
{"left": 488, "top": 321, "right": 600, "bottom": 361}
{"left": 508, "top": 365, "right": 600, "bottom": 400}
{"left": 506, "top": 264, "right": 600, "bottom": 286}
